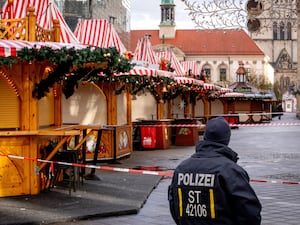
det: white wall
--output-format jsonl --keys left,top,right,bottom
{"left": 62, "top": 83, "right": 107, "bottom": 125}
{"left": 171, "top": 96, "right": 185, "bottom": 119}
{"left": 117, "top": 93, "right": 128, "bottom": 125}
{"left": 132, "top": 91, "right": 157, "bottom": 121}
{"left": 184, "top": 55, "right": 272, "bottom": 86}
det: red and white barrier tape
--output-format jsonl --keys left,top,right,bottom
{"left": 233, "top": 122, "right": 300, "bottom": 127}
{"left": 250, "top": 179, "right": 300, "bottom": 185}
{"left": 0, "top": 153, "right": 172, "bottom": 177}
{"left": 135, "top": 122, "right": 300, "bottom": 128}
{"left": 1, "top": 153, "right": 300, "bottom": 185}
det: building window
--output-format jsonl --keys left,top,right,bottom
{"left": 246, "top": 68, "right": 251, "bottom": 81}
{"left": 280, "top": 21, "right": 285, "bottom": 40}
{"left": 287, "top": 22, "right": 292, "bottom": 40}
{"left": 280, "top": 76, "right": 291, "bottom": 90}
{"left": 109, "top": 16, "right": 116, "bottom": 24}
{"left": 219, "top": 68, "right": 226, "bottom": 81}
{"left": 204, "top": 68, "right": 211, "bottom": 80}
{"left": 273, "top": 22, "right": 278, "bottom": 40}
{"left": 202, "top": 65, "right": 211, "bottom": 81}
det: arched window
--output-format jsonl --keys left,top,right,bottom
{"left": 285, "top": 77, "right": 290, "bottom": 89}
{"left": 219, "top": 66, "right": 227, "bottom": 81}
{"left": 280, "top": 21, "right": 285, "bottom": 40}
{"left": 279, "top": 76, "right": 284, "bottom": 89}
{"left": 203, "top": 64, "right": 211, "bottom": 81}
{"left": 273, "top": 22, "right": 278, "bottom": 40}
{"left": 287, "top": 22, "right": 292, "bottom": 40}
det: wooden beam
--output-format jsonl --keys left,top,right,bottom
{"left": 39, "top": 136, "right": 69, "bottom": 170}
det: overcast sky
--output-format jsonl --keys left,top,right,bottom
{"left": 130, "top": 0, "right": 196, "bottom": 30}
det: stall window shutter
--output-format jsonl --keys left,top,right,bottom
{"left": 0, "top": 77, "right": 19, "bottom": 129}
{"left": 38, "top": 91, "right": 54, "bottom": 127}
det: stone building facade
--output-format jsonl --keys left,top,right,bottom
{"left": 248, "top": 0, "right": 297, "bottom": 111}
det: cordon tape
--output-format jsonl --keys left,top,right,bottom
{"left": 134, "top": 122, "right": 300, "bottom": 128}
{"left": 1, "top": 153, "right": 299, "bottom": 185}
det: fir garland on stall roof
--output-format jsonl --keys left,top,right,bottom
{"left": 0, "top": 45, "right": 133, "bottom": 99}
{"left": 28, "top": 46, "right": 133, "bottom": 99}
{"left": 0, "top": 45, "right": 204, "bottom": 100}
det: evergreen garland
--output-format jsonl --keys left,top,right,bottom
{"left": 0, "top": 45, "right": 202, "bottom": 100}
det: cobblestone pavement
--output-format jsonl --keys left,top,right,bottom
{"left": 52, "top": 112, "right": 300, "bottom": 225}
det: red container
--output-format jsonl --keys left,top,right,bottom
{"left": 140, "top": 126, "right": 157, "bottom": 149}
{"left": 173, "top": 119, "right": 199, "bottom": 146}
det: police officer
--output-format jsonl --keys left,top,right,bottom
{"left": 168, "top": 117, "right": 261, "bottom": 225}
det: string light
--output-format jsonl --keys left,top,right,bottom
{"left": 0, "top": 71, "right": 19, "bottom": 97}
{"left": 181, "top": 0, "right": 297, "bottom": 33}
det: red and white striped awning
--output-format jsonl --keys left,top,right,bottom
{"left": 181, "top": 61, "right": 200, "bottom": 75}
{"left": 2, "top": 0, "right": 80, "bottom": 44}
{"left": 221, "top": 92, "right": 245, "bottom": 97}
{"left": 133, "top": 37, "right": 159, "bottom": 68}
{"left": 0, "top": 40, "right": 86, "bottom": 57}
{"left": 219, "top": 87, "right": 233, "bottom": 93}
{"left": 116, "top": 66, "right": 157, "bottom": 76}
{"left": 156, "top": 50, "right": 185, "bottom": 76}
{"left": 203, "top": 83, "right": 215, "bottom": 90}
{"left": 74, "top": 19, "right": 127, "bottom": 54}
{"left": 156, "top": 69, "right": 176, "bottom": 78}
{"left": 174, "top": 77, "right": 204, "bottom": 85}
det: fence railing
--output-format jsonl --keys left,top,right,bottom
{"left": 0, "top": 7, "right": 60, "bottom": 42}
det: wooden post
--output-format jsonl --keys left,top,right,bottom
{"left": 167, "top": 99, "right": 172, "bottom": 118}
{"left": 105, "top": 83, "right": 117, "bottom": 125}
{"left": 183, "top": 92, "right": 190, "bottom": 118}
{"left": 53, "top": 19, "right": 61, "bottom": 42}
{"left": 20, "top": 62, "right": 39, "bottom": 130}
{"left": 191, "top": 102, "right": 195, "bottom": 118}
{"left": 127, "top": 91, "right": 132, "bottom": 125}
{"left": 157, "top": 102, "right": 164, "bottom": 120}
{"left": 203, "top": 96, "right": 210, "bottom": 121}
{"left": 27, "top": 7, "right": 36, "bottom": 42}
{"left": 53, "top": 84, "right": 62, "bottom": 126}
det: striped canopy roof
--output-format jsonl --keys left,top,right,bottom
{"left": 156, "top": 50, "right": 185, "bottom": 76}
{"left": 174, "top": 77, "right": 204, "bottom": 85}
{"left": 74, "top": 19, "right": 127, "bottom": 54}
{"left": 117, "top": 66, "right": 157, "bottom": 76}
{"left": 181, "top": 61, "right": 200, "bottom": 76}
{"left": 132, "top": 37, "right": 159, "bottom": 69}
{"left": 1, "top": 0, "right": 79, "bottom": 44}
{"left": 0, "top": 40, "right": 231, "bottom": 93}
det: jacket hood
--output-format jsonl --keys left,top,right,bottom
{"left": 194, "top": 140, "right": 239, "bottom": 163}
{"left": 204, "top": 117, "right": 231, "bottom": 145}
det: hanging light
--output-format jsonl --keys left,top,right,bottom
{"left": 162, "top": 84, "right": 168, "bottom": 93}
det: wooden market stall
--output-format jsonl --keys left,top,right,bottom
{"left": 66, "top": 18, "right": 140, "bottom": 161}
{"left": 0, "top": 7, "right": 132, "bottom": 197}
{"left": 130, "top": 36, "right": 228, "bottom": 147}
{"left": 210, "top": 61, "right": 274, "bottom": 124}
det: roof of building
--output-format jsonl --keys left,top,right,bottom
{"left": 130, "top": 29, "right": 265, "bottom": 56}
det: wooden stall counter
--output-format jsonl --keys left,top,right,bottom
{"left": 0, "top": 124, "right": 133, "bottom": 197}
{"left": 0, "top": 126, "right": 83, "bottom": 197}
{"left": 79, "top": 125, "right": 132, "bottom": 162}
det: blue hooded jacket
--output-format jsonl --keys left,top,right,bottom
{"left": 168, "top": 117, "right": 261, "bottom": 225}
